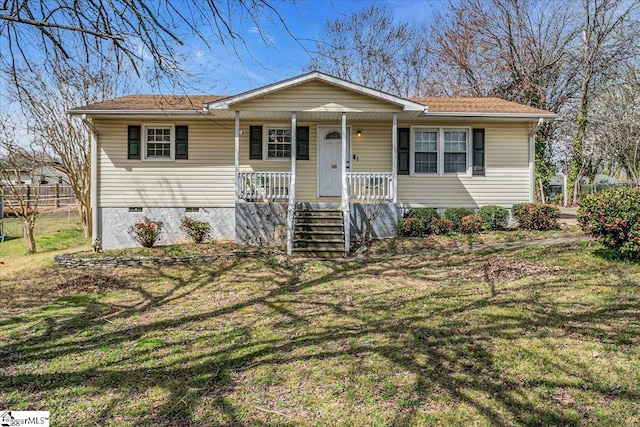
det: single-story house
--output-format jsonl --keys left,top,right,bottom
{"left": 69, "top": 71, "right": 555, "bottom": 255}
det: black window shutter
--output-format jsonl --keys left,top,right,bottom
{"left": 175, "top": 125, "right": 188, "bottom": 159}
{"left": 397, "top": 128, "right": 410, "bottom": 175}
{"left": 128, "top": 125, "right": 141, "bottom": 160}
{"left": 249, "top": 126, "right": 262, "bottom": 160}
{"left": 473, "top": 128, "right": 485, "bottom": 176}
{"left": 296, "top": 126, "right": 310, "bottom": 160}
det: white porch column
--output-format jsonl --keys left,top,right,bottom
{"left": 341, "top": 112, "right": 350, "bottom": 255}
{"left": 234, "top": 111, "right": 240, "bottom": 204}
{"left": 287, "top": 112, "right": 297, "bottom": 255}
{"left": 392, "top": 112, "right": 398, "bottom": 204}
{"left": 87, "top": 117, "right": 99, "bottom": 244}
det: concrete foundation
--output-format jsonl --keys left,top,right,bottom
{"left": 99, "top": 207, "right": 235, "bottom": 249}
{"left": 350, "top": 203, "right": 398, "bottom": 240}
{"left": 235, "top": 202, "right": 289, "bottom": 246}
{"left": 99, "top": 202, "right": 401, "bottom": 250}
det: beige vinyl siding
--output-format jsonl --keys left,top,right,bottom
{"left": 397, "top": 122, "right": 531, "bottom": 208}
{"left": 97, "top": 117, "right": 531, "bottom": 208}
{"left": 350, "top": 122, "right": 393, "bottom": 173}
{"left": 233, "top": 81, "right": 402, "bottom": 113}
{"left": 97, "top": 119, "right": 236, "bottom": 207}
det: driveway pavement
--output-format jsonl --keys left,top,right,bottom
{"left": 559, "top": 207, "right": 578, "bottom": 226}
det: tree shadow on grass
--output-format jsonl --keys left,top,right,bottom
{"left": 0, "top": 247, "right": 639, "bottom": 425}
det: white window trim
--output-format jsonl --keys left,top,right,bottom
{"left": 142, "top": 123, "right": 175, "bottom": 161}
{"left": 410, "top": 126, "right": 472, "bottom": 176}
{"left": 263, "top": 124, "right": 293, "bottom": 161}
{"left": 410, "top": 127, "right": 439, "bottom": 175}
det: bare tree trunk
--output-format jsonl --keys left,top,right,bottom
{"left": 23, "top": 217, "right": 37, "bottom": 253}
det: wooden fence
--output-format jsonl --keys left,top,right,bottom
{"left": 1, "top": 184, "right": 76, "bottom": 212}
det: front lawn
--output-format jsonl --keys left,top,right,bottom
{"left": 0, "top": 239, "right": 638, "bottom": 426}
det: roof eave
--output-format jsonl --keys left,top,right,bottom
{"left": 424, "top": 112, "right": 557, "bottom": 119}
{"left": 67, "top": 109, "right": 208, "bottom": 116}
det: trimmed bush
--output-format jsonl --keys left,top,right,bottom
{"left": 477, "top": 205, "right": 509, "bottom": 230}
{"left": 181, "top": 216, "right": 212, "bottom": 244}
{"left": 459, "top": 214, "right": 483, "bottom": 234}
{"left": 444, "top": 208, "right": 475, "bottom": 231}
{"left": 512, "top": 203, "right": 560, "bottom": 231}
{"left": 578, "top": 187, "right": 640, "bottom": 258}
{"left": 404, "top": 208, "right": 440, "bottom": 235}
{"left": 511, "top": 203, "right": 527, "bottom": 221}
{"left": 430, "top": 218, "right": 452, "bottom": 235}
{"left": 397, "top": 218, "right": 422, "bottom": 237}
{"left": 129, "top": 216, "right": 164, "bottom": 248}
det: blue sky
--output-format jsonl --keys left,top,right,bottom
{"left": 144, "top": 0, "right": 443, "bottom": 95}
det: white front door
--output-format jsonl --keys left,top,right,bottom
{"left": 318, "top": 126, "right": 350, "bottom": 197}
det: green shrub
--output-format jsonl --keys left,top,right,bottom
{"left": 477, "top": 205, "right": 509, "bottom": 230}
{"left": 180, "top": 216, "right": 212, "bottom": 244}
{"left": 129, "top": 216, "right": 164, "bottom": 248}
{"left": 397, "top": 218, "right": 422, "bottom": 237}
{"left": 512, "top": 203, "right": 559, "bottom": 230}
{"left": 459, "top": 214, "right": 483, "bottom": 234}
{"left": 511, "top": 203, "right": 527, "bottom": 220}
{"left": 404, "top": 208, "right": 440, "bottom": 234}
{"left": 578, "top": 187, "right": 640, "bottom": 258}
{"left": 444, "top": 208, "right": 475, "bottom": 231}
{"left": 430, "top": 218, "right": 452, "bottom": 235}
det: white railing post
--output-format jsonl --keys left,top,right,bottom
{"left": 287, "top": 113, "right": 297, "bottom": 255}
{"left": 347, "top": 172, "right": 394, "bottom": 203}
{"left": 392, "top": 112, "right": 398, "bottom": 204}
{"left": 238, "top": 172, "right": 291, "bottom": 201}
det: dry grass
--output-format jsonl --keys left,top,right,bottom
{"left": 0, "top": 238, "right": 638, "bottom": 426}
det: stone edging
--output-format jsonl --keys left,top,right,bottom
{"left": 54, "top": 250, "right": 278, "bottom": 269}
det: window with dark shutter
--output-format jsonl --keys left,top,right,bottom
{"left": 249, "top": 125, "right": 262, "bottom": 160}
{"left": 397, "top": 128, "right": 410, "bottom": 175}
{"left": 296, "top": 126, "right": 310, "bottom": 160}
{"left": 175, "top": 125, "right": 188, "bottom": 159}
{"left": 472, "top": 128, "right": 485, "bottom": 176}
{"left": 128, "top": 125, "right": 141, "bottom": 159}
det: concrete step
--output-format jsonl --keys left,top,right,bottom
{"left": 294, "top": 240, "right": 345, "bottom": 250}
{"left": 295, "top": 225, "right": 344, "bottom": 234}
{"left": 294, "top": 227, "right": 344, "bottom": 240}
{"left": 296, "top": 209, "right": 343, "bottom": 219}
{"left": 292, "top": 247, "right": 346, "bottom": 257}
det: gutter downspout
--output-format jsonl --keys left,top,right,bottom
{"left": 82, "top": 114, "right": 99, "bottom": 246}
{"left": 529, "top": 118, "right": 545, "bottom": 203}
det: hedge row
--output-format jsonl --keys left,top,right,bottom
{"left": 397, "top": 203, "right": 559, "bottom": 236}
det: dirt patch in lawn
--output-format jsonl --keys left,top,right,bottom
{"left": 58, "top": 273, "right": 131, "bottom": 293}
{"left": 464, "top": 256, "right": 560, "bottom": 283}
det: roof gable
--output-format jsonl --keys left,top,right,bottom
{"left": 207, "top": 71, "right": 426, "bottom": 113}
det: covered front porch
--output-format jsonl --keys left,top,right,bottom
{"left": 233, "top": 111, "right": 399, "bottom": 256}
{"left": 206, "top": 72, "right": 427, "bottom": 255}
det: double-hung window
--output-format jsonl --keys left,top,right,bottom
{"left": 144, "top": 126, "right": 173, "bottom": 160}
{"left": 414, "top": 130, "right": 438, "bottom": 174}
{"left": 444, "top": 130, "right": 468, "bottom": 173}
{"left": 266, "top": 127, "right": 292, "bottom": 159}
{"left": 411, "top": 127, "right": 471, "bottom": 175}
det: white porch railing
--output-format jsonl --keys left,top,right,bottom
{"left": 347, "top": 172, "right": 394, "bottom": 202}
{"left": 238, "top": 171, "right": 291, "bottom": 201}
